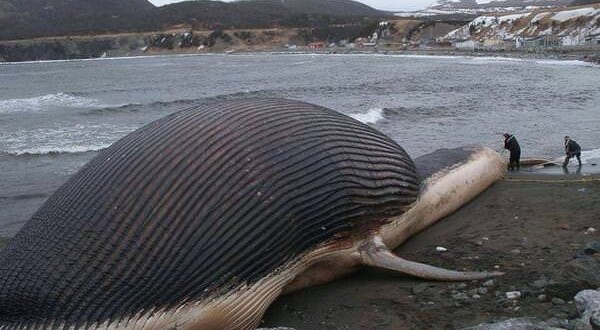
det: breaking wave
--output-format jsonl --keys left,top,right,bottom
{"left": 0, "top": 144, "right": 111, "bottom": 157}
{"left": 0, "top": 124, "right": 138, "bottom": 157}
{"left": 349, "top": 108, "right": 385, "bottom": 124}
{"left": 0, "top": 93, "right": 101, "bottom": 114}
{"left": 82, "top": 99, "right": 197, "bottom": 115}
{"left": 534, "top": 60, "right": 599, "bottom": 67}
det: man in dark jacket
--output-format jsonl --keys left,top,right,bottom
{"left": 504, "top": 133, "right": 521, "bottom": 171}
{"left": 563, "top": 135, "right": 582, "bottom": 167}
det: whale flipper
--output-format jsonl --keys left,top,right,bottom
{"left": 359, "top": 236, "right": 503, "bottom": 281}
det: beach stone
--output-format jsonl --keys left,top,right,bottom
{"left": 562, "top": 256, "right": 600, "bottom": 289}
{"left": 591, "top": 311, "right": 600, "bottom": 330}
{"left": 479, "top": 287, "right": 489, "bottom": 295}
{"left": 575, "top": 290, "right": 600, "bottom": 328}
{"left": 412, "top": 284, "right": 430, "bottom": 294}
{"left": 532, "top": 278, "right": 556, "bottom": 289}
{"left": 553, "top": 298, "right": 566, "bottom": 305}
{"left": 483, "top": 279, "right": 495, "bottom": 287}
{"left": 506, "top": 291, "right": 522, "bottom": 300}
{"left": 453, "top": 292, "right": 469, "bottom": 301}
{"left": 539, "top": 294, "right": 549, "bottom": 302}
{"left": 583, "top": 242, "right": 600, "bottom": 255}
{"left": 461, "top": 317, "right": 562, "bottom": 330}
{"left": 511, "top": 249, "right": 522, "bottom": 255}
{"left": 521, "top": 290, "right": 535, "bottom": 298}
{"left": 570, "top": 319, "right": 591, "bottom": 330}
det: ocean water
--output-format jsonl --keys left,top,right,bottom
{"left": 1, "top": 53, "right": 599, "bottom": 237}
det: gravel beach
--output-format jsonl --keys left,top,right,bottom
{"left": 262, "top": 170, "right": 600, "bottom": 329}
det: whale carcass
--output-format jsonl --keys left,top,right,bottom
{"left": 0, "top": 99, "right": 505, "bottom": 330}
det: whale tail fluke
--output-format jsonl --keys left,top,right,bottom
{"left": 358, "top": 236, "right": 504, "bottom": 281}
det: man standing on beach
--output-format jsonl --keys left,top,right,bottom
{"left": 563, "top": 135, "right": 582, "bottom": 167}
{"left": 503, "top": 133, "right": 521, "bottom": 171}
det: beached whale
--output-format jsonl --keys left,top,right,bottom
{"left": 0, "top": 99, "right": 505, "bottom": 330}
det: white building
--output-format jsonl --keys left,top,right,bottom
{"left": 561, "top": 35, "right": 585, "bottom": 46}
{"left": 454, "top": 40, "right": 478, "bottom": 51}
{"left": 515, "top": 36, "right": 525, "bottom": 49}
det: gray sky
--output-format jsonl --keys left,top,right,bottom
{"left": 147, "top": 0, "right": 431, "bottom": 11}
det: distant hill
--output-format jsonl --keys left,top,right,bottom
{"left": 261, "top": 0, "right": 382, "bottom": 16}
{"left": 157, "top": 0, "right": 384, "bottom": 29}
{"left": 0, "top": 0, "right": 386, "bottom": 40}
{"left": 0, "top": 0, "right": 157, "bottom": 39}
{"left": 442, "top": 4, "right": 600, "bottom": 44}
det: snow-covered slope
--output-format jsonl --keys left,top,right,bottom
{"left": 396, "top": 0, "right": 573, "bottom": 17}
{"left": 443, "top": 5, "right": 600, "bottom": 43}
{"left": 429, "top": 0, "right": 572, "bottom": 10}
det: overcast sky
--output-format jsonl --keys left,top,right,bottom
{"left": 147, "top": 0, "right": 431, "bottom": 11}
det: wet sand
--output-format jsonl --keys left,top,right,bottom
{"left": 261, "top": 170, "right": 600, "bottom": 329}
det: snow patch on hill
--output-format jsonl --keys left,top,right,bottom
{"left": 552, "top": 7, "right": 599, "bottom": 21}
{"left": 427, "top": 0, "right": 571, "bottom": 14}
{"left": 443, "top": 5, "right": 600, "bottom": 44}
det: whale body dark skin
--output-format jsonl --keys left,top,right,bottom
{"left": 0, "top": 99, "right": 504, "bottom": 330}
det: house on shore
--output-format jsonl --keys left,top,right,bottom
{"left": 585, "top": 33, "right": 600, "bottom": 45}
{"left": 483, "top": 38, "right": 514, "bottom": 50}
{"left": 454, "top": 40, "right": 479, "bottom": 51}
{"left": 308, "top": 42, "right": 325, "bottom": 50}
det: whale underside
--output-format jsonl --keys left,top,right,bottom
{"left": 0, "top": 99, "right": 505, "bottom": 330}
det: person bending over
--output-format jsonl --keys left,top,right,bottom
{"left": 563, "top": 135, "right": 582, "bottom": 167}
{"left": 503, "top": 133, "right": 521, "bottom": 171}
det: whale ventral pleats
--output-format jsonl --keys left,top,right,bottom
{"left": 0, "top": 98, "right": 420, "bottom": 328}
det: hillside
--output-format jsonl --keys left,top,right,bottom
{"left": 263, "top": 0, "right": 382, "bottom": 16}
{"left": 395, "top": 0, "right": 580, "bottom": 20}
{"left": 429, "top": 0, "right": 572, "bottom": 10}
{"left": 157, "top": 0, "right": 384, "bottom": 29}
{"left": 0, "top": 0, "right": 157, "bottom": 39}
{"left": 443, "top": 4, "right": 600, "bottom": 45}
{"left": 0, "top": 0, "right": 386, "bottom": 41}
{"left": 0, "top": 0, "right": 155, "bottom": 39}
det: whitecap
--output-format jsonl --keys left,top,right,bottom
{"left": 0, "top": 124, "right": 137, "bottom": 156}
{"left": 349, "top": 108, "right": 385, "bottom": 124}
{"left": 0, "top": 93, "right": 100, "bottom": 114}
{"left": 535, "top": 60, "right": 598, "bottom": 67}
{"left": 3, "top": 144, "right": 111, "bottom": 156}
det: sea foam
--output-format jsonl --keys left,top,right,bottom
{"left": 0, "top": 93, "right": 100, "bottom": 114}
{"left": 1, "top": 144, "right": 111, "bottom": 157}
{"left": 0, "top": 124, "right": 137, "bottom": 156}
{"left": 349, "top": 108, "right": 385, "bottom": 124}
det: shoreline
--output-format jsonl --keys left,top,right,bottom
{"left": 1, "top": 48, "right": 599, "bottom": 66}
